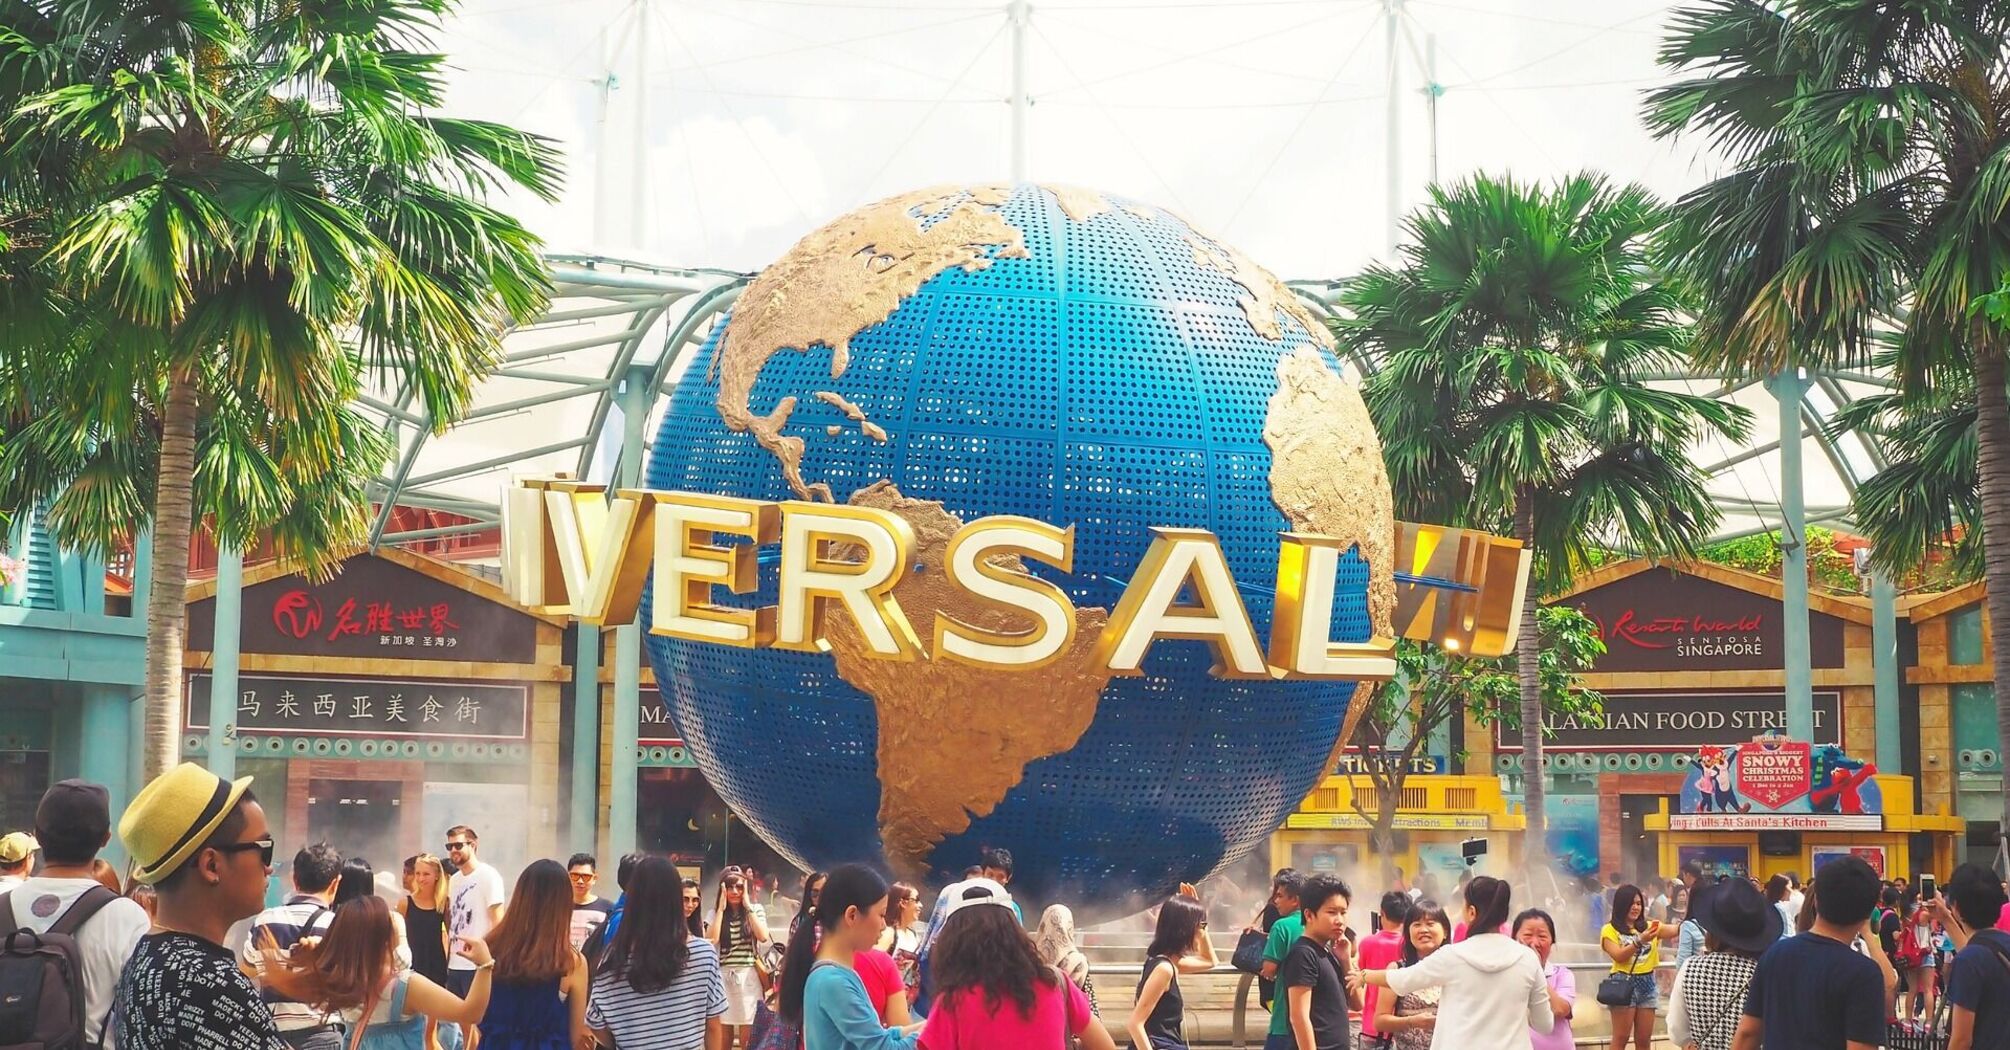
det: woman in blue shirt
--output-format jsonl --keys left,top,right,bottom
{"left": 778, "top": 864, "right": 921, "bottom": 1050}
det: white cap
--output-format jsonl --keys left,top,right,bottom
{"left": 937, "top": 877, "right": 1014, "bottom": 920}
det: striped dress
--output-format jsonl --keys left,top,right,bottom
{"left": 586, "top": 938, "right": 729, "bottom": 1050}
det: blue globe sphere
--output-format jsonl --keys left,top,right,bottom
{"left": 643, "top": 184, "right": 1393, "bottom": 915}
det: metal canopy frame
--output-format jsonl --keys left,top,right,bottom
{"left": 359, "top": 264, "right": 1899, "bottom": 550}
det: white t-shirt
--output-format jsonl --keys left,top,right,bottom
{"left": 1384, "top": 932, "right": 1553, "bottom": 1050}
{"left": 6, "top": 877, "right": 152, "bottom": 1048}
{"left": 448, "top": 861, "right": 506, "bottom": 971}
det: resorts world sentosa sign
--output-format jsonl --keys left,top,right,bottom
{"left": 497, "top": 479, "right": 1533, "bottom": 680}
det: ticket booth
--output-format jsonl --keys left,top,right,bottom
{"left": 1271, "top": 774, "right": 1524, "bottom": 889}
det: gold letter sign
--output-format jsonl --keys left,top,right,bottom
{"left": 501, "top": 479, "right": 1532, "bottom": 678}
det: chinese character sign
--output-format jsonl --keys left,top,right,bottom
{"left": 185, "top": 553, "right": 539, "bottom": 663}
{"left": 188, "top": 673, "right": 528, "bottom": 740}
{"left": 1679, "top": 735, "right": 1882, "bottom": 816}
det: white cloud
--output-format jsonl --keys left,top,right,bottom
{"left": 433, "top": 0, "right": 1716, "bottom": 277}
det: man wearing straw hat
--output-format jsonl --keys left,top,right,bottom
{"left": 110, "top": 762, "right": 282, "bottom": 1050}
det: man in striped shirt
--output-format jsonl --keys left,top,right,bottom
{"left": 241, "top": 842, "right": 343, "bottom": 1050}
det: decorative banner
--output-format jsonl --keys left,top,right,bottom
{"left": 187, "top": 672, "right": 528, "bottom": 741}
{"left": 1566, "top": 568, "right": 1846, "bottom": 673}
{"left": 1522, "top": 689, "right": 1843, "bottom": 750}
{"left": 1547, "top": 794, "right": 1601, "bottom": 878}
{"left": 187, "top": 554, "right": 541, "bottom": 664}
{"left": 1736, "top": 739, "right": 1813, "bottom": 809}
{"left": 1679, "top": 734, "right": 1881, "bottom": 822}
{"left": 1812, "top": 845, "right": 1888, "bottom": 878}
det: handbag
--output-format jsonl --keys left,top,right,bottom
{"left": 1231, "top": 927, "right": 1268, "bottom": 974}
{"left": 747, "top": 997, "right": 800, "bottom": 1050}
{"left": 1597, "top": 938, "right": 1651, "bottom": 1007}
{"left": 1595, "top": 971, "right": 1635, "bottom": 1008}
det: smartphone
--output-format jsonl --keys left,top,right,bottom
{"left": 1920, "top": 874, "right": 1937, "bottom": 900}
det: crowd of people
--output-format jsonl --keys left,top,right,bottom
{"left": 5, "top": 761, "right": 2010, "bottom": 1050}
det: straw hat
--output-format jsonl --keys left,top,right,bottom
{"left": 119, "top": 763, "right": 254, "bottom": 886}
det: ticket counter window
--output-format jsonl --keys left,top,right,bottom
{"left": 308, "top": 778, "right": 403, "bottom": 875}
{"left": 1290, "top": 843, "right": 1358, "bottom": 879}
{"left": 1678, "top": 845, "right": 1752, "bottom": 881}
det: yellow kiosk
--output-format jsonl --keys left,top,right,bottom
{"left": 1271, "top": 774, "right": 1524, "bottom": 885}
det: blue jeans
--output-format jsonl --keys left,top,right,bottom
{"left": 1619, "top": 970, "right": 1659, "bottom": 1009}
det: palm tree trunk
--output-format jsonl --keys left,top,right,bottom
{"left": 142, "top": 367, "right": 200, "bottom": 783}
{"left": 1970, "top": 343, "right": 2010, "bottom": 873}
{"left": 1516, "top": 491, "right": 1548, "bottom": 875}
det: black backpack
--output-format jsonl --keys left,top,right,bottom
{"left": 0, "top": 886, "right": 119, "bottom": 1050}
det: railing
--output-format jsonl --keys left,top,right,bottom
{"left": 1081, "top": 951, "right": 1677, "bottom": 1049}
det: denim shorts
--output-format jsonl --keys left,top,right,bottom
{"left": 1619, "top": 970, "right": 1659, "bottom": 1009}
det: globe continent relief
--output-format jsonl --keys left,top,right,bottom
{"left": 643, "top": 183, "right": 1396, "bottom": 915}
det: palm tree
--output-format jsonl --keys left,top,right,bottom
{"left": 1338, "top": 172, "right": 1752, "bottom": 870}
{"left": 0, "top": 0, "right": 561, "bottom": 782}
{"left": 1647, "top": 0, "right": 2010, "bottom": 862}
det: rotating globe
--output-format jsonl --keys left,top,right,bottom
{"left": 642, "top": 183, "right": 1395, "bottom": 916}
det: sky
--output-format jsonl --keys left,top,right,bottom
{"left": 431, "top": 0, "right": 1719, "bottom": 278}
{"left": 415, "top": 0, "right": 1881, "bottom": 539}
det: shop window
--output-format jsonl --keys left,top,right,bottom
{"left": 1965, "top": 821, "right": 2001, "bottom": 868}
{"left": 1949, "top": 606, "right": 1984, "bottom": 665}
{"left": 0, "top": 749, "right": 51, "bottom": 835}
{"left": 1952, "top": 684, "right": 1999, "bottom": 760}
{"left": 637, "top": 768, "right": 793, "bottom": 893}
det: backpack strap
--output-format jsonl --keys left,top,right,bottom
{"left": 49, "top": 886, "right": 119, "bottom": 938}
{"left": 0, "top": 890, "right": 15, "bottom": 934}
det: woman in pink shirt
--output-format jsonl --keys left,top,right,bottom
{"left": 1513, "top": 909, "right": 1574, "bottom": 1050}
{"left": 918, "top": 895, "right": 1115, "bottom": 1050}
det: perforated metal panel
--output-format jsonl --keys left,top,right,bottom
{"left": 643, "top": 184, "right": 1378, "bottom": 917}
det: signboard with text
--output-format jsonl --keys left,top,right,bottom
{"left": 1678, "top": 734, "right": 1881, "bottom": 824}
{"left": 1565, "top": 568, "right": 1846, "bottom": 673}
{"left": 1335, "top": 752, "right": 1447, "bottom": 776}
{"left": 187, "top": 554, "right": 540, "bottom": 664}
{"left": 1669, "top": 813, "right": 1882, "bottom": 832}
{"left": 1285, "top": 812, "right": 1490, "bottom": 831}
{"left": 639, "top": 687, "right": 682, "bottom": 745}
{"left": 1513, "top": 689, "right": 1843, "bottom": 751}
{"left": 187, "top": 672, "right": 528, "bottom": 741}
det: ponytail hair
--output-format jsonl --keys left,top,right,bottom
{"left": 1465, "top": 875, "right": 1512, "bottom": 935}
{"left": 777, "top": 864, "right": 888, "bottom": 1025}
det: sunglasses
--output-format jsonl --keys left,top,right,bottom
{"left": 445, "top": 842, "right": 470, "bottom": 852}
{"left": 216, "top": 837, "right": 276, "bottom": 867}
{"left": 569, "top": 872, "right": 596, "bottom": 881}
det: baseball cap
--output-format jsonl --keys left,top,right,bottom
{"left": 0, "top": 831, "right": 39, "bottom": 865}
{"left": 36, "top": 779, "right": 111, "bottom": 847}
{"left": 937, "top": 877, "right": 1014, "bottom": 919}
